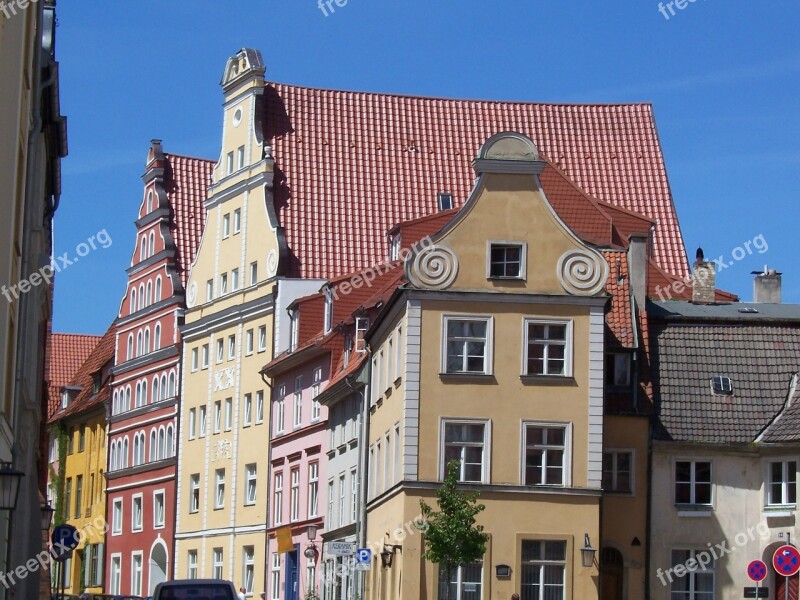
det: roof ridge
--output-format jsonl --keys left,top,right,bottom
{"left": 164, "top": 152, "right": 216, "bottom": 164}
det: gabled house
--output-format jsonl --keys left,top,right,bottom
{"left": 648, "top": 268, "right": 800, "bottom": 599}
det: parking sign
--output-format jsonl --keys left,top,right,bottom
{"left": 355, "top": 548, "right": 371, "bottom": 571}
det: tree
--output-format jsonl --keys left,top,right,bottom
{"left": 417, "top": 460, "right": 489, "bottom": 600}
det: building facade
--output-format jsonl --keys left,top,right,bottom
{"left": 104, "top": 142, "right": 212, "bottom": 596}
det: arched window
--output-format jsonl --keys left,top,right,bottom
{"left": 138, "top": 284, "right": 145, "bottom": 310}
{"left": 127, "top": 335, "right": 133, "bottom": 360}
{"left": 144, "top": 328, "right": 151, "bottom": 354}
{"left": 146, "top": 190, "right": 153, "bottom": 213}
{"left": 135, "top": 382, "right": 141, "bottom": 407}
{"left": 122, "top": 437, "right": 129, "bottom": 469}
{"left": 112, "top": 390, "right": 118, "bottom": 415}
{"left": 109, "top": 441, "right": 116, "bottom": 470}
{"left": 166, "top": 425, "right": 174, "bottom": 458}
{"left": 149, "top": 231, "right": 155, "bottom": 256}
{"left": 158, "top": 427, "right": 166, "bottom": 461}
{"left": 168, "top": 371, "right": 176, "bottom": 398}
{"left": 130, "top": 289, "right": 136, "bottom": 315}
{"left": 152, "top": 376, "right": 160, "bottom": 403}
{"left": 141, "top": 380, "right": 147, "bottom": 407}
{"left": 136, "top": 331, "right": 142, "bottom": 357}
{"left": 146, "top": 281, "right": 152, "bottom": 307}
{"left": 140, "top": 237, "right": 146, "bottom": 261}
{"left": 125, "top": 386, "right": 131, "bottom": 412}
{"left": 149, "top": 429, "right": 157, "bottom": 462}
{"left": 155, "top": 276, "right": 162, "bottom": 302}
{"left": 160, "top": 375, "right": 167, "bottom": 401}
{"left": 154, "top": 324, "right": 161, "bottom": 351}
{"left": 132, "top": 434, "right": 141, "bottom": 466}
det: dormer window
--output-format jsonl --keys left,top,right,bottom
{"left": 355, "top": 317, "right": 369, "bottom": 353}
{"left": 437, "top": 192, "right": 453, "bottom": 211}
{"left": 344, "top": 334, "right": 353, "bottom": 366}
{"left": 324, "top": 291, "right": 333, "bottom": 334}
{"left": 711, "top": 375, "right": 733, "bottom": 395}
{"left": 488, "top": 242, "right": 526, "bottom": 279}
{"left": 389, "top": 234, "right": 401, "bottom": 261}
{"left": 92, "top": 373, "right": 101, "bottom": 395}
{"left": 61, "top": 391, "right": 69, "bottom": 409}
{"left": 289, "top": 310, "right": 299, "bottom": 352}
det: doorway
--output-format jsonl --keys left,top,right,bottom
{"left": 284, "top": 547, "right": 299, "bottom": 600}
{"left": 600, "top": 547, "right": 624, "bottom": 600}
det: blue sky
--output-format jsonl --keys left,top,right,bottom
{"left": 52, "top": 0, "right": 800, "bottom": 333}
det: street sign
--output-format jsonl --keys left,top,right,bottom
{"left": 747, "top": 560, "right": 768, "bottom": 582}
{"left": 773, "top": 545, "right": 800, "bottom": 577}
{"left": 328, "top": 542, "right": 356, "bottom": 556}
{"left": 743, "top": 587, "right": 769, "bottom": 598}
{"left": 354, "top": 548, "right": 371, "bottom": 571}
{"left": 51, "top": 524, "right": 78, "bottom": 561}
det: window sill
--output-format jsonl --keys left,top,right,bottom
{"left": 764, "top": 506, "right": 795, "bottom": 517}
{"left": 520, "top": 375, "right": 576, "bottom": 386}
{"left": 676, "top": 505, "right": 713, "bottom": 517}
{"left": 439, "top": 373, "right": 496, "bottom": 384}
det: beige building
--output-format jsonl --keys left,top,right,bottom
{"left": 0, "top": 1, "right": 66, "bottom": 599}
{"left": 364, "top": 133, "right": 606, "bottom": 600}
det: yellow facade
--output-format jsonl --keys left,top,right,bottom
{"left": 365, "top": 133, "right": 606, "bottom": 600}
{"left": 175, "top": 49, "right": 280, "bottom": 595}
{"left": 57, "top": 412, "right": 108, "bottom": 595}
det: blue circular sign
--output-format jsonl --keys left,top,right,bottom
{"left": 773, "top": 545, "right": 800, "bottom": 577}
{"left": 748, "top": 559, "right": 767, "bottom": 582}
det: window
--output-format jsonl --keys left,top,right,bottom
{"left": 131, "top": 553, "right": 143, "bottom": 596}
{"left": 675, "top": 461, "right": 712, "bottom": 506}
{"left": 293, "top": 376, "right": 303, "bottom": 428}
{"left": 79, "top": 428, "right": 86, "bottom": 452}
{"left": 339, "top": 473, "right": 346, "bottom": 527}
{"left": 243, "top": 546, "right": 255, "bottom": 594}
{"left": 603, "top": 451, "right": 632, "bottom": 493}
{"left": 187, "top": 550, "right": 198, "bottom": 579}
{"left": 311, "top": 367, "right": 322, "bottom": 421}
{"left": 324, "top": 291, "right": 333, "bottom": 333}
{"left": 75, "top": 475, "right": 83, "bottom": 518}
{"left": 351, "top": 467, "right": 358, "bottom": 522}
{"left": 154, "top": 491, "right": 165, "bottom": 527}
{"left": 110, "top": 555, "right": 121, "bottom": 595}
{"left": 132, "top": 495, "right": 143, "bottom": 531}
{"left": 215, "top": 469, "right": 226, "bottom": 509}
{"left": 220, "top": 273, "right": 228, "bottom": 295}
{"left": 290, "top": 467, "right": 300, "bottom": 522}
{"left": 112, "top": 498, "right": 122, "bottom": 534}
{"left": 65, "top": 477, "right": 72, "bottom": 516}
{"left": 206, "top": 279, "right": 214, "bottom": 302}
{"left": 394, "top": 424, "right": 401, "bottom": 483}
{"left": 438, "top": 563, "right": 482, "bottom": 600}
{"left": 442, "top": 421, "right": 488, "bottom": 483}
{"left": 524, "top": 320, "right": 571, "bottom": 377}
{"left": 437, "top": 192, "right": 453, "bottom": 211}
{"left": 202, "top": 344, "right": 210, "bottom": 369}
{"left": 188, "top": 408, "right": 196, "bottom": 439}
{"left": 232, "top": 268, "right": 240, "bottom": 292}
{"left": 275, "top": 385, "right": 285, "bottom": 434}
{"left": 250, "top": 262, "right": 258, "bottom": 286}
{"left": 669, "top": 549, "right": 714, "bottom": 599}
{"left": 327, "top": 480, "right": 335, "bottom": 529}
{"left": 225, "top": 398, "right": 232, "bottom": 431}
{"left": 308, "top": 463, "right": 319, "bottom": 517}
{"left": 243, "top": 393, "right": 253, "bottom": 427}
{"left": 228, "top": 334, "right": 236, "bottom": 360}
{"left": 256, "top": 391, "right": 264, "bottom": 424}
{"left": 199, "top": 406, "right": 207, "bottom": 437}
{"left": 237, "top": 146, "right": 245, "bottom": 171}
{"left": 289, "top": 311, "right": 299, "bottom": 351}
{"left": 443, "top": 317, "right": 492, "bottom": 374}
{"left": 245, "top": 329, "right": 254, "bottom": 355}
{"left": 356, "top": 317, "right": 369, "bottom": 353}
{"left": 488, "top": 242, "right": 525, "bottom": 279}
{"left": 223, "top": 213, "right": 231, "bottom": 238}
{"left": 768, "top": 461, "right": 797, "bottom": 506}
{"left": 270, "top": 554, "right": 281, "bottom": 600}
{"left": 605, "top": 353, "right": 631, "bottom": 387}
{"left": 521, "top": 540, "right": 566, "bottom": 600}
{"left": 213, "top": 547, "right": 224, "bottom": 579}
{"left": 214, "top": 400, "right": 222, "bottom": 434}
{"left": 258, "top": 325, "right": 267, "bottom": 352}
{"left": 245, "top": 464, "right": 257, "bottom": 505}
{"left": 273, "top": 473, "right": 283, "bottom": 526}
{"left": 233, "top": 208, "right": 242, "bottom": 233}
{"left": 190, "top": 474, "right": 200, "bottom": 513}
{"left": 524, "top": 425, "right": 568, "bottom": 486}
{"left": 87, "top": 542, "right": 103, "bottom": 587}
{"left": 216, "top": 339, "right": 224, "bottom": 364}
{"left": 711, "top": 375, "right": 733, "bottom": 395}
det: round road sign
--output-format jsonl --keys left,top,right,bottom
{"left": 773, "top": 545, "right": 800, "bottom": 577}
{"left": 748, "top": 559, "right": 768, "bottom": 582}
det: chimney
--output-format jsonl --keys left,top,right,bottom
{"left": 692, "top": 247, "right": 716, "bottom": 304}
{"left": 753, "top": 266, "right": 782, "bottom": 303}
{"left": 627, "top": 234, "right": 648, "bottom": 309}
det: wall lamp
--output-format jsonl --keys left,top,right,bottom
{"left": 0, "top": 462, "right": 24, "bottom": 510}
{"left": 380, "top": 544, "right": 401, "bottom": 569}
{"left": 581, "top": 533, "right": 597, "bottom": 568}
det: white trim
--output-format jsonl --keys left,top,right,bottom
{"left": 147, "top": 537, "right": 170, "bottom": 595}
{"left": 107, "top": 474, "right": 176, "bottom": 493}
{"left": 130, "top": 551, "right": 144, "bottom": 597}
{"left": 485, "top": 240, "right": 527, "bottom": 280}
{"left": 440, "top": 314, "right": 494, "bottom": 375}
{"left": 111, "top": 498, "right": 123, "bottom": 536}
{"left": 439, "top": 418, "right": 492, "bottom": 483}
{"left": 153, "top": 488, "right": 166, "bottom": 529}
{"left": 520, "top": 420, "right": 573, "bottom": 487}
{"left": 672, "top": 456, "right": 715, "bottom": 509}
{"left": 587, "top": 306, "right": 604, "bottom": 489}
{"left": 602, "top": 448, "right": 636, "bottom": 495}
{"left": 763, "top": 457, "right": 798, "bottom": 510}
{"left": 403, "top": 301, "right": 421, "bottom": 480}
{"left": 174, "top": 524, "right": 269, "bottom": 539}
{"left": 131, "top": 492, "right": 144, "bottom": 532}
{"left": 109, "top": 553, "right": 123, "bottom": 595}
{"left": 521, "top": 318, "right": 573, "bottom": 377}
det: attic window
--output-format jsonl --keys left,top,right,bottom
{"left": 389, "top": 234, "right": 401, "bottom": 261}
{"left": 61, "top": 391, "right": 69, "bottom": 409}
{"left": 355, "top": 317, "right": 369, "bottom": 353}
{"left": 324, "top": 291, "right": 333, "bottom": 334}
{"left": 92, "top": 374, "right": 101, "bottom": 395}
{"left": 437, "top": 192, "right": 453, "bottom": 211}
{"left": 711, "top": 375, "right": 733, "bottom": 395}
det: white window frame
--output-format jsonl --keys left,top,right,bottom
{"left": 520, "top": 541, "right": 567, "bottom": 600}
{"left": 522, "top": 319, "right": 573, "bottom": 377}
{"left": 206, "top": 279, "right": 214, "bottom": 302}
{"left": 293, "top": 376, "right": 303, "bottom": 429}
{"left": 131, "top": 552, "right": 143, "bottom": 597}
{"left": 199, "top": 406, "right": 207, "bottom": 437}
{"left": 669, "top": 548, "right": 715, "bottom": 599}
{"left": 245, "top": 463, "right": 257, "bottom": 506}
{"left": 233, "top": 207, "right": 242, "bottom": 233}
{"left": 188, "top": 408, "right": 196, "bottom": 440}
{"left": 220, "top": 272, "right": 228, "bottom": 295}
{"left": 270, "top": 554, "right": 281, "bottom": 600}
{"left": 225, "top": 398, "right": 232, "bottom": 431}
{"left": 112, "top": 498, "right": 123, "bottom": 535}
{"left": 110, "top": 554, "right": 122, "bottom": 595}
{"left": 201, "top": 344, "right": 209, "bottom": 369}
{"left": 308, "top": 462, "right": 319, "bottom": 517}
{"left": 439, "top": 418, "right": 491, "bottom": 483}
{"left": 311, "top": 367, "right": 322, "bottom": 422}
{"left": 273, "top": 473, "right": 283, "bottom": 526}
{"left": 245, "top": 329, "right": 254, "bottom": 355}
{"left": 190, "top": 474, "right": 200, "bottom": 513}
{"left": 231, "top": 268, "right": 240, "bottom": 292}
{"left": 131, "top": 493, "right": 143, "bottom": 532}
{"left": 486, "top": 240, "right": 527, "bottom": 280}
{"left": 258, "top": 326, "right": 267, "bottom": 352}
{"left": 212, "top": 547, "right": 224, "bottom": 579}
{"left": 228, "top": 334, "right": 236, "bottom": 360}
{"left": 290, "top": 467, "right": 300, "bottom": 522}
{"left": 243, "top": 545, "right": 255, "bottom": 594}
{"left": 215, "top": 468, "right": 226, "bottom": 509}
{"left": 153, "top": 489, "right": 165, "bottom": 529}
{"left": 441, "top": 315, "right": 494, "bottom": 375}
{"left": 766, "top": 459, "right": 797, "bottom": 508}
{"left": 187, "top": 550, "right": 198, "bottom": 579}
{"left": 256, "top": 390, "right": 265, "bottom": 424}
{"left": 521, "top": 421, "right": 572, "bottom": 487}
{"left": 243, "top": 393, "right": 253, "bottom": 427}
{"left": 674, "top": 459, "right": 713, "bottom": 507}
{"left": 222, "top": 213, "right": 231, "bottom": 238}
{"left": 191, "top": 348, "right": 199, "bottom": 372}
{"left": 250, "top": 262, "right": 258, "bottom": 286}
{"left": 214, "top": 400, "right": 222, "bottom": 434}
{"left": 602, "top": 448, "right": 634, "bottom": 494}
{"left": 289, "top": 311, "right": 299, "bottom": 351}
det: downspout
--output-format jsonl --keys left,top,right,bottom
{"left": 261, "top": 368, "right": 273, "bottom": 598}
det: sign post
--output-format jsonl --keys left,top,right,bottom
{"left": 772, "top": 544, "right": 800, "bottom": 600}
{"left": 51, "top": 524, "right": 78, "bottom": 600}
{"left": 747, "top": 559, "right": 768, "bottom": 598}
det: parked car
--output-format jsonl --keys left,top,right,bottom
{"left": 153, "top": 580, "right": 238, "bottom": 600}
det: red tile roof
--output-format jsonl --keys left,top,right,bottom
{"left": 603, "top": 251, "right": 635, "bottom": 349}
{"left": 49, "top": 325, "right": 116, "bottom": 423}
{"left": 46, "top": 333, "right": 102, "bottom": 419}
{"left": 265, "top": 83, "right": 688, "bottom": 280}
{"left": 164, "top": 154, "right": 214, "bottom": 287}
